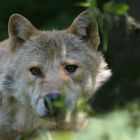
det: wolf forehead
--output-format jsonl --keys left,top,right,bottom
{"left": 19, "top": 31, "right": 92, "bottom": 62}
{"left": 8, "top": 11, "right": 100, "bottom": 65}
{"left": 38, "top": 31, "right": 83, "bottom": 50}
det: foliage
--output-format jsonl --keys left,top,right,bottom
{"left": 77, "top": 0, "right": 97, "bottom": 7}
{"left": 78, "top": 0, "right": 130, "bottom": 52}
{"left": 76, "top": 103, "right": 140, "bottom": 140}
{"left": 0, "top": 0, "right": 84, "bottom": 40}
{"left": 103, "top": 1, "right": 129, "bottom": 15}
{"left": 25, "top": 102, "right": 140, "bottom": 140}
{"left": 79, "top": 0, "right": 129, "bottom": 15}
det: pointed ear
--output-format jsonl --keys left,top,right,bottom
{"left": 68, "top": 11, "right": 100, "bottom": 50}
{"left": 8, "top": 14, "right": 38, "bottom": 42}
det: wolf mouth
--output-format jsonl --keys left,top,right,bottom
{"left": 35, "top": 93, "right": 70, "bottom": 121}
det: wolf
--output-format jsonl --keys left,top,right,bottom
{"left": 0, "top": 11, "right": 111, "bottom": 139}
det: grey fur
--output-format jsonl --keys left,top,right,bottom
{"left": 0, "top": 11, "right": 111, "bottom": 139}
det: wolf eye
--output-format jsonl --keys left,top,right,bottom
{"left": 30, "top": 67, "right": 42, "bottom": 76}
{"left": 65, "top": 65, "right": 78, "bottom": 73}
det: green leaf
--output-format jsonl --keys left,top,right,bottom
{"left": 104, "top": 2, "right": 129, "bottom": 15}
{"left": 53, "top": 101, "right": 64, "bottom": 108}
{"left": 77, "top": 2, "right": 91, "bottom": 7}
{"left": 77, "top": 98, "right": 85, "bottom": 111}
{"left": 77, "top": 0, "right": 97, "bottom": 7}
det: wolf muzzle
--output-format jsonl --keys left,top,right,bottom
{"left": 43, "top": 92, "right": 63, "bottom": 117}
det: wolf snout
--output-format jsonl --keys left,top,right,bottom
{"left": 43, "top": 93, "right": 62, "bottom": 115}
{"left": 44, "top": 93, "right": 60, "bottom": 106}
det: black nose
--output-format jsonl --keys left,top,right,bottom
{"left": 45, "top": 92, "right": 60, "bottom": 101}
{"left": 44, "top": 93, "right": 60, "bottom": 111}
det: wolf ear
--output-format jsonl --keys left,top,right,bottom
{"left": 68, "top": 11, "right": 100, "bottom": 50}
{"left": 8, "top": 14, "right": 38, "bottom": 42}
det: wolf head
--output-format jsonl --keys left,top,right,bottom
{"left": 3, "top": 11, "right": 101, "bottom": 119}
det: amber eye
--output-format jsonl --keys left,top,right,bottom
{"left": 65, "top": 65, "right": 78, "bottom": 73}
{"left": 30, "top": 67, "right": 42, "bottom": 76}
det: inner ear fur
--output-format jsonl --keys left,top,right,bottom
{"left": 8, "top": 13, "right": 38, "bottom": 42}
{"left": 68, "top": 11, "right": 100, "bottom": 50}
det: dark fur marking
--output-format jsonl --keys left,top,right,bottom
{"left": 3, "top": 75, "right": 15, "bottom": 93}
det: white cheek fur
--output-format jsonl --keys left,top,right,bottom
{"left": 36, "top": 98, "right": 48, "bottom": 117}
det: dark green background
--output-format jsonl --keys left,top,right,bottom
{"left": 0, "top": 0, "right": 85, "bottom": 40}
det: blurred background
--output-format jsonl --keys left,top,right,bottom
{"left": 0, "top": 0, "right": 140, "bottom": 139}
{"left": 0, "top": 0, "right": 85, "bottom": 40}
{"left": 0, "top": 0, "right": 140, "bottom": 40}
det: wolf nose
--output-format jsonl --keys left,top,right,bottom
{"left": 45, "top": 93, "right": 60, "bottom": 101}
{"left": 44, "top": 93, "right": 60, "bottom": 110}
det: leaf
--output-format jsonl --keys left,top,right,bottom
{"left": 104, "top": 2, "right": 129, "bottom": 15}
{"left": 77, "top": 0, "right": 97, "bottom": 7}
{"left": 77, "top": 2, "right": 91, "bottom": 7}
{"left": 115, "top": 4, "right": 130, "bottom": 15}
{"left": 53, "top": 101, "right": 64, "bottom": 108}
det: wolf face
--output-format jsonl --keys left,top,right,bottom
{"left": 0, "top": 11, "right": 110, "bottom": 136}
